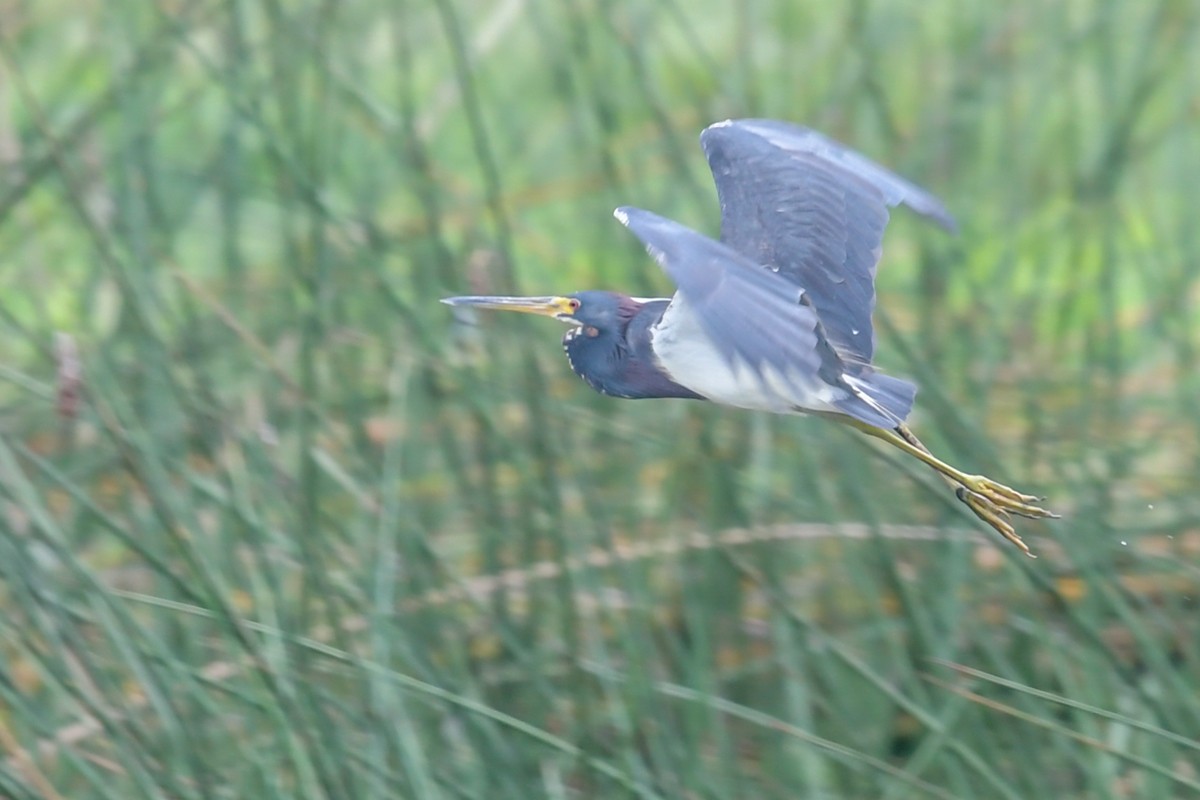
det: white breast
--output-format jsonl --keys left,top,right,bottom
{"left": 649, "top": 296, "right": 844, "bottom": 415}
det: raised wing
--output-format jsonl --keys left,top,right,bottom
{"left": 700, "top": 119, "right": 955, "bottom": 368}
{"left": 613, "top": 206, "right": 850, "bottom": 408}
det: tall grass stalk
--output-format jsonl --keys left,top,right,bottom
{"left": 1, "top": 0, "right": 1198, "bottom": 797}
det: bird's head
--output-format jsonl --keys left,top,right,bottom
{"left": 441, "top": 291, "right": 700, "bottom": 400}
{"left": 440, "top": 291, "right": 636, "bottom": 340}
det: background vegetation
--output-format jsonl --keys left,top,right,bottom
{"left": 1, "top": 0, "right": 1198, "bottom": 797}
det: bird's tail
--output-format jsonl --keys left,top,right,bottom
{"left": 839, "top": 372, "right": 918, "bottom": 428}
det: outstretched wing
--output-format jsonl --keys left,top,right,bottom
{"left": 613, "top": 206, "right": 873, "bottom": 419}
{"left": 700, "top": 119, "right": 955, "bottom": 367}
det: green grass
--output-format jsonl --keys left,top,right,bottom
{"left": 1, "top": 0, "right": 1199, "bottom": 797}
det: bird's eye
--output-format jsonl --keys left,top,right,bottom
{"left": 568, "top": 299, "right": 581, "bottom": 311}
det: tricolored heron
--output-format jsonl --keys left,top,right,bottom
{"left": 443, "top": 119, "right": 1056, "bottom": 554}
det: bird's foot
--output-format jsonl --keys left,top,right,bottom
{"left": 955, "top": 477, "right": 1059, "bottom": 556}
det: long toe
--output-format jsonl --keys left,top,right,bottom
{"left": 958, "top": 488, "right": 1033, "bottom": 557}
{"left": 965, "top": 475, "right": 1059, "bottom": 520}
{"left": 979, "top": 481, "right": 1042, "bottom": 505}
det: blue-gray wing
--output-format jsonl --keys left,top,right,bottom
{"left": 613, "top": 206, "right": 843, "bottom": 397}
{"left": 700, "top": 119, "right": 955, "bottom": 368}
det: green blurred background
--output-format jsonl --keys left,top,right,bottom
{"left": 1, "top": 0, "right": 1199, "bottom": 797}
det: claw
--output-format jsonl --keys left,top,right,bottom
{"left": 958, "top": 487, "right": 1035, "bottom": 557}
{"left": 954, "top": 473, "right": 1060, "bottom": 556}
{"left": 963, "top": 475, "right": 1060, "bottom": 520}
{"left": 854, "top": 422, "right": 1059, "bottom": 555}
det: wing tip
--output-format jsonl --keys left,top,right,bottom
{"left": 919, "top": 201, "right": 958, "bottom": 234}
{"left": 614, "top": 205, "right": 672, "bottom": 233}
{"left": 701, "top": 117, "right": 959, "bottom": 233}
{"left": 699, "top": 118, "right": 741, "bottom": 154}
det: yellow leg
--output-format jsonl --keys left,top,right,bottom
{"left": 844, "top": 419, "right": 1058, "bottom": 556}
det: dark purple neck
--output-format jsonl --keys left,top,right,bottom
{"left": 564, "top": 299, "right": 703, "bottom": 400}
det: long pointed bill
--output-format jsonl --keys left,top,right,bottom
{"left": 440, "top": 295, "right": 578, "bottom": 322}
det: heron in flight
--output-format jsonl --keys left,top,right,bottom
{"left": 443, "top": 119, "right": 1056, "bottom": 554}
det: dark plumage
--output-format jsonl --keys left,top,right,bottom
{"left": 559, "top": 291, "right": 700, "bottom": 400}
{"left": 442, "top": 119, "right": 1056, "bottom": 553}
